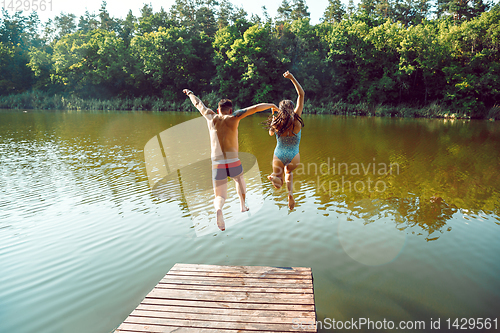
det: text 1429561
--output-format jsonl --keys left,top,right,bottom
{"left": 2, "top": 0, "right": 52, "bottom": 11}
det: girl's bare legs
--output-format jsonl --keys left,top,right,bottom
{"left": 284, "top": 153, "right": 300, "bottom": 210}
{"left": 268, "top": 153, "right": 300, "bottom": 210}
{"left": 268, "top": 155, "right": 285, "bottom": 189}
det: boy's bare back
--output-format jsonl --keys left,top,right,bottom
{"left": 209, "top": 114, "right": 240, "bottom": 161}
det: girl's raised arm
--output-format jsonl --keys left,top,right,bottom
{"left": 283, "top": 71, "right": 304, "bottom": 117}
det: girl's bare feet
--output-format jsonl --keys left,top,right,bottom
{"left": 288, "top": 193, "right": 295, "bottom": 210}
{"left": 267, "top": 174, "right": 282, "bottom": 189}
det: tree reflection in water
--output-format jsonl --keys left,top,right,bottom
{"left": 387, "top": 196, "right": 458, "bottom": 241}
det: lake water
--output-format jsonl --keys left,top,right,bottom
{"left": 1, "top": 110, "right": 499, "bottom": 333}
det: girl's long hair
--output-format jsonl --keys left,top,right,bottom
{"left": 264, "top": 100, "right": 304, "bottom": 136}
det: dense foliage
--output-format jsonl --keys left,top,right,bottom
{"left": 0, "top": 0, "right": 499, "bottom": 117}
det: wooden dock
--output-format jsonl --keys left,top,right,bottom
{"left": 115, "top": 263, "right": 317, "bottom": 332}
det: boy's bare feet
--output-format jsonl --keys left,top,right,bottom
{"left": 216, "top": 209, "right": 225, "bottom": 231}
{"left": 288, "top": 193, "right": 295, "bottom": 210}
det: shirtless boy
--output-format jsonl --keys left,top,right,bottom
{"left": 183, "top": 89, "right": 278, "bottom": 231}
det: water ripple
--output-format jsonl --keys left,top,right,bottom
{"left": 1, "top": 112, "right": 499, "bottom": 333}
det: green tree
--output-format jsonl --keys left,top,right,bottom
{"left": 214, "top": 24, "right": 283, "bottom": 104}
{"left": 375, "top": 0, "right": 391, "bottom": 19}
{"left": 323, "top": 0, "right": 346, "bottom": 23}
{"left": 0, "top": 41, "right": 15, "bottom": 93}
{"left": 436, "top": 0, "right": 492, "bottom": 21}
{"left": 1, "top": 42, "right": 19, "bottom": 94}
{"left": 119, "top": 10, "right": 136, "bottom": 47}
{"left": 277, "top": 0, "right": 293, "bottom": 23}
{"left": 44, "top": 30, "right": 131, "bottom": 97}
{"left": 54, "top": 13, "right": 76, "bottom": 38}
{"left": 0, "top": 10, "right": 39, "bottom": 93}
{"left": 216, "top": 0, "right": 249, "bottom": 29}
{"left": 399, "top": 21, "right": 449, "bottom": 104}
{"left": 325, "top": 20, "right": 370, "bottom": 102}
{"left": 358, "top": 0, "right": 377, "bottom": 18}
{"left": 216, "top": 0, "right": 233, "bottom": 29}
{"left": 273, "top": 18, "right": 327, "bottom": 100}
{"left": 130, "top": 26, "right": 211, "bottom": 98}
{"left": 440, "top": 9, "right": 500, "bottom": 113}
{"left": 392, "top": 0, "right": 414, "bottom": 25}
{"left": 78, "top": 11, "right": 99, "bottom": 33}
{"left": 24, "top": 12, "right": 43, "bottom": 49}
{"left": 136, "top": 5, "right": 174, "bottom": 35}
{"left": 2, "top": 0, "right": 499, "bottom": 115}
{"left": 290, "top": 0, "right": 310, "bottom": 20}
{"left": 169, "top": 0, "right": 219, "bottom": 36}
{"left": 347, "top": 0, "right": 357, "bottom": 17}
{"left": 260, "top": 6, "right": 273, "bottom": 25}
{"left": 0, "top": 10, "right": 43, "bottom": 48}
{"left": 0, "top": 10, "right": 27, "bottom": 46}
{"left": 27, "top": 45, "right": 54, "bottom": 91}
{"left": 136, "top": 4, "right": 154, "bottom": 34}
{"left": 98, "top": 1, "right": 120, "bottom": 32}
{"left": 0, "top": 42, "right": 33, "bottom": 94}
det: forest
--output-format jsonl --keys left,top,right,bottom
{"left": 0, "top": 0, "right": 499, "bottom": 118}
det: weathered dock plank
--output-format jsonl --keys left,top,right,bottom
{"left": 115, "top": 263, "right": 317, "bottom": 333}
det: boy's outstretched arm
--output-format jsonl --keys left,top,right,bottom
{"left": 232, "top": 103, "right": 279, "bottom": 119}
{"left": 183, "top": 89, "right": 215, "bottom": 119}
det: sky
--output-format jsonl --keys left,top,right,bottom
{"left": 15, "top": 0, "right": 336, "bottom": 26}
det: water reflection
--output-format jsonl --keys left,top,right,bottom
{"left": 4, "top": 112, "right": 496, "bottom": 241}
{"left": 387, "top": 196, "right": 458, "bottom": 241}
{"left": 1, "top": 111, "right": 500, "bottom": 333}
{"left": 276, "top": 115, "right": 500, "bottom": 240}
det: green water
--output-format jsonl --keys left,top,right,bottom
{"left": 0, "top": 110, "right": 499, "bottom": 332}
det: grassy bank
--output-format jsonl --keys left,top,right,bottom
{"left": 0, "top": 90, "right": 195, "bottom": 112}
{"left": 1, "top": 90, "right": 499, "bottom": 120}
{"left": 306, "top": 100, "right": 500, "bottom": 119}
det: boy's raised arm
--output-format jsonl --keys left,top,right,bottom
{"left": 183, "top": 89, "right": 215, "bottom": 119}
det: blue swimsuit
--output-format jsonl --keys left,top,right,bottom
{"left": 274, "top": 130, "right": 301, "bottom": 166}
